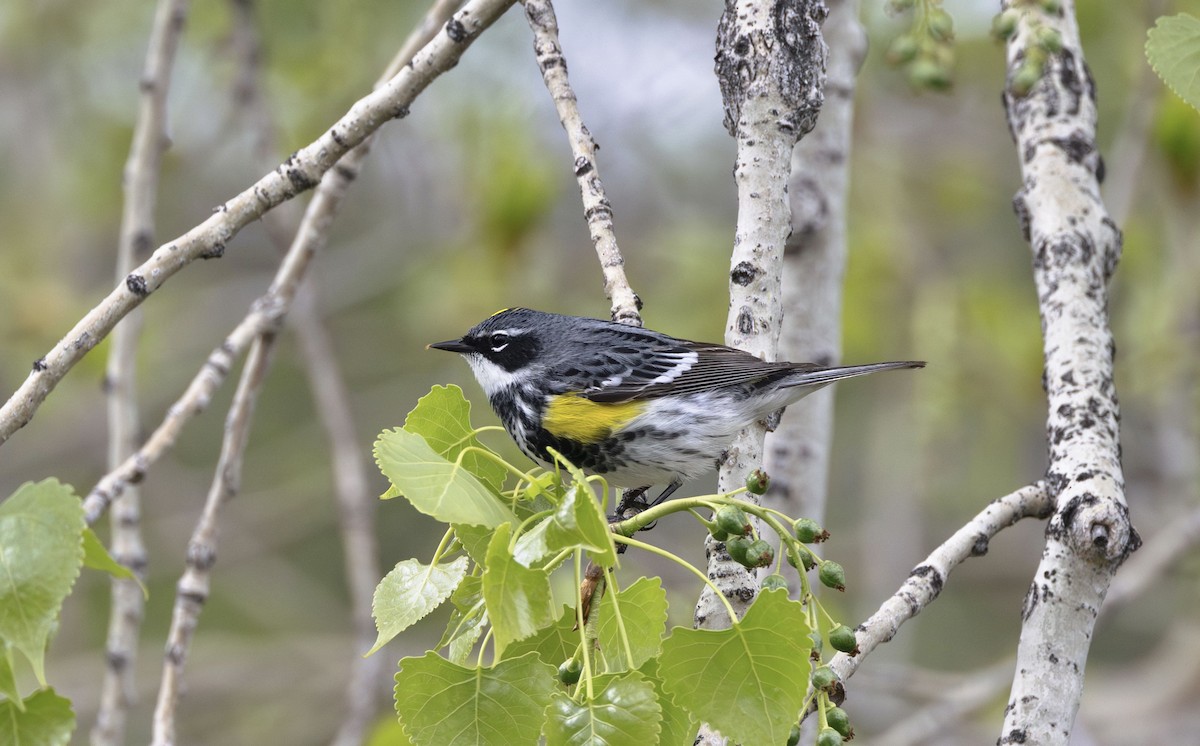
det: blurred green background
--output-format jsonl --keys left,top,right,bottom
{"left": 1, "top": 0, "right": 1197, "bottom": 743}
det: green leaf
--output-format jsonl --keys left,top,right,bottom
{"left": 0, "top": 644, "right": 20, "bottom": 707}
{"left": 502, "top": 605, "right": 577, "bottom": 666}
{"left": 640, "top": 659, "right": 699, "bottom": 746}
{"left": 514, "top": 482, "right": 616, "bottom": 568}
{"left": 374, "top": 428, "right": 515, "bottom": 528}
{"left": 394, "top": 651, "right": 556, "bottom": 746}
{"left": 0, "top": 480, "right": 86, "bottom": 685}
{"left": 0, "top": 687, "right": 75, "bottom": 745}
{"left": 369, "top": 557, "right": 469, "bottom": 656}
{"left": 452, "top": 524, "right": 493, "bottom": 566}
{"left": 596, "top": 577, "right": 668, "bottom": 672}
{"left": 481, "top": 524, "right": 556, "bottom": 656}
{"left": 658, "top": 589, "right": 812, "bottom": 746}
{"left": 1147, "top": 13, "right": 1200, "bottom": 113}
{"left": 81, "top": 528, "right": 146, "bottom": 598}
{"left": 544, "top": 670, "right": 662, "bottom": 746}
{"left": 438, "top": 576, "right": 487, "bottom": 665}
{"left": 404, "top": 385, "right": 508, "bottom": 492}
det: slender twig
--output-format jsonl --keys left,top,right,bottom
{"left": 797, "top": 482, "right": 1052, "bottom": 718}
{"left": 292, "top": 288, "right": 386, "bottom": 746}
{"left": 872, "top": 503, "right": 1200, "bottom": 745}
{"left": 521, "top": 0, "right": 641, "bottom": 326}
{"left": 94, "top": 3, "right": 189, "bottom": 744}
{"left": 150, "top": 2, "right": 479, "bottom": 741}
{"left": 150, "top": 333, "right": 278, "bottom": 746}
{"left": 79, "top": 0, "right": 517, "bottom": 527}
{"left": 0, "top": 0, "right": 517, "bottom": 447}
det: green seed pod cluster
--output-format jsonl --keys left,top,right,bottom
{"left": 884, "top": 2, "right": 957, "bottom": 91}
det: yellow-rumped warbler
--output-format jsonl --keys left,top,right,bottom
{"left": 430, "top": 308, "right": 923, "bottom": 511}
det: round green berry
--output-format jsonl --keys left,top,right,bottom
{"left": 745, "top": 468, "right": 770, "bottom": 495}
{"left": 762, "top": 574, "right": 788, "bottom": 592}
{"left": 558, "top": 658, "right": 582, "bottom": 685}
{"left": 786, "top": 724, "right": 801, "bottom": 746}
{"left": 827, "top": 706, "right": 851, "bottom": 738}
{"left": 819, "top": 561, "right": 846, "bottom": 591}
{"left": 726, "top": 535, "right": 753, "bottom": 565}
{"left": 794, "top": 518, "right": 822, "bottom": 543}
{"left": 817, "top": 726, "right": 844, "bottom": 746}
{"left": 811, "top": 665, "right": 836, "bottom": 690}
{"left": 744, "top": 539, "right": 774, "bottom": 569}
{"left": 908, "top": 57, "right": 952, "bottom": 91}
{"left": 991, "top": 9, "right": 1019, "bottom": 40}
{"left": 715, "top": 505, "right": 750, "bottom": 537}
{"left": 829, "top": 625, "right": 857, "bottom": 654}
{"left": 886, "top": 34, "right": 919, "bottom": 65}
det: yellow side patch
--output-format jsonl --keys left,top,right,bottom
{"left": 543, "top": 393, "right": 644, "bottom": 443}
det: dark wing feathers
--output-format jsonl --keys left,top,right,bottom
{"left": 582, "top": 341, "right": 802, "bottom": 403}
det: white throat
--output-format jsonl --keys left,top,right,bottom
{"left": 464, "top": 354, "right": 528, "bottom": 397}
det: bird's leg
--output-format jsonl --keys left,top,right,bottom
{"left": 645, "top": 479, "right": 682, "bottom": 509}
{"left": 613, "top": 485, "right": 651, "bottom": 519}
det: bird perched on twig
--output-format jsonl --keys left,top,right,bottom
{"left": 430, "top": 308, "right": 923, "bottom": 517}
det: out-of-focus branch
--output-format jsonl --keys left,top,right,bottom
{"left": 763, "top": 0, "right": 864, "bottom": 527}
{"left": 0, "top": 0, "right": 516, "bottom": 447}
{"left": 150, "top": 333, "right": 278, "bottom": 746}
{"left": 696, "top": 0, "right": 828, "bottom": 641}
{"left": 79, "top": 0, "right": 517, "bottom": 527}
{"left": 94, "top": 3, "right": 189, "bottom": 744}
{"left": 999, "top": 2, "right": 1140, "bottom": 742}
{"left": 292, "top": 287, "right": 385, "bottom": 746}
{"left": 521, "top": 0, "right": 641, "bottom": 327}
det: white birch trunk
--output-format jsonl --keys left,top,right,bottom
{"left": 998, "top": 2, "right": 1141, "bottom": 742}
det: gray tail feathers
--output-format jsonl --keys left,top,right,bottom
{"left": 779, "top": 360, "right": 925, "bottom": 389}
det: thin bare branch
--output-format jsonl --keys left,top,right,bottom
{"left": 150, "top": 331, "right": 278, "bottom": 746}
{"left": 867, "top": 502, "right": 1200, "bottom": 744}
{"left": 812, "top": 483, "right": 1051, "bottom": 707}
{"left": 0, "top": 0, "right": 517, "bottom": 447}
{"left": 94, "top": 2, "right": 188, "bottom": 743}
{"left": 80, "top": 0, "right": 517, "bottom": 527}
{"left": 521, "top": 0, "right": 641, "bottom": 326}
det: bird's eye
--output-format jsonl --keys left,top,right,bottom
{"left": 489, "top": 332, "right": 510, "bottom": 352}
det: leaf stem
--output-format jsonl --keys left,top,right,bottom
{"left": 427, "top": 527, "right": 456, "bottom": 567}
{"left": 601, "top": 566, "right": 636, "bottom": 669}
{"left": 614, "top": 534, "right": 739, "bottom": 621}
{"left": 573, "top": 551, "right": 596, "bottom": 700}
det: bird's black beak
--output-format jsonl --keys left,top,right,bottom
{"left": 428, "top": 338, "right": 473, "bottom": 353}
